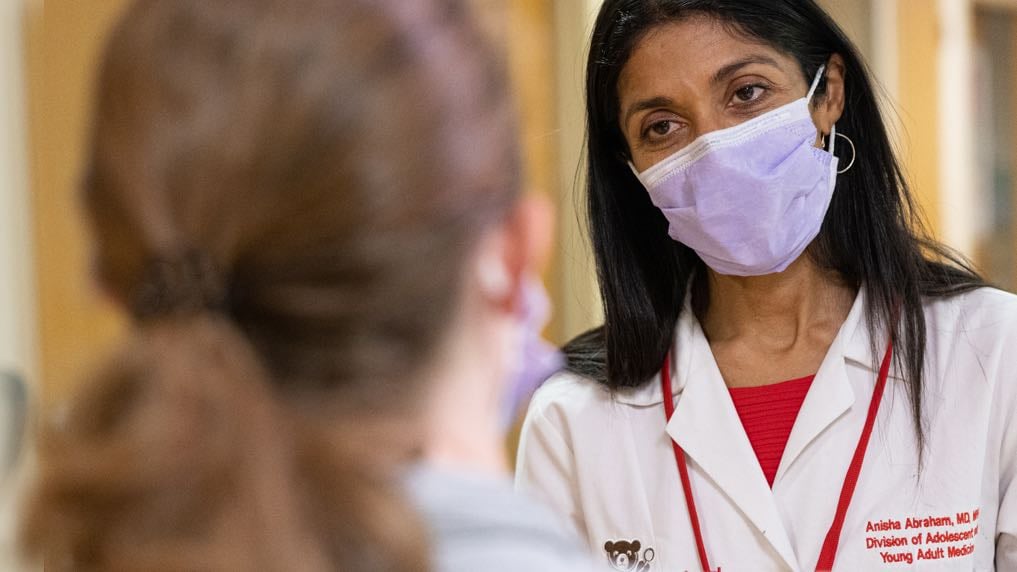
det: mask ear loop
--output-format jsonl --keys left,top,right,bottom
{"left": 806, "top": 64, "right": 827, "bottom": 102}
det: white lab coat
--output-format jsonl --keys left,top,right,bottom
{"left": 516, "top": 286, "right": 1017, "bottom": 571}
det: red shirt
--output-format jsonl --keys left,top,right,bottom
{"left": 728, "top": 375, "right": 815, "bottom": 488}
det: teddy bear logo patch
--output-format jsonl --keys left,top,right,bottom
{"left": 604, "top": 539, "right": 654, "bottom": 571}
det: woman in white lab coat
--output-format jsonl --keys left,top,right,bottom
{"left": 516, "top": 0, "right": 1017, "bottom": 570}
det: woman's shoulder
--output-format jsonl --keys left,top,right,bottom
{"left": 527, "top": 370, "right": 613, "bottom": 419}
{"left": 922, "top": 287, "right": 1017, "bottom": 401}
{"left": 923, "top": 286, "right": 1017, "bottom": 340}
{"left": 526, "top": 367, "right": 663, "bottom": 435}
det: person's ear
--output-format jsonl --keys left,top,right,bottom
{"left": 811, "top": 53, "right": 846, "bottom": 146}
{"left": 510, "top": 192, "right": 554, "bottom": 276}
{"left": 474, "top": 193, "right": 555, "bottom": 313}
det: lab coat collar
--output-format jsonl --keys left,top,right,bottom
{"left": 614, "top": 285, "right": 887, "bottom": 570}
{"left": 841, "top": 286, "right": 895, "bottom": 375}
{"left": 610, "top": 284, "right": 885, "bottom": 407}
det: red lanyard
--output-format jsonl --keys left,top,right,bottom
{"left": 660, "top": 341, "right": 894, "bottom": 572}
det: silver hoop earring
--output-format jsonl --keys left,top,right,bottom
{"left": 836, "top": 132, "right": 856, "bottom": 174}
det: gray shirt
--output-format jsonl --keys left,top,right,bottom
{"left": 406, "top": 465, "right": 599, "bottom": 571}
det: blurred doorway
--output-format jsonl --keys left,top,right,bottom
{"left": 973, "top": 4, "right": 1017, "bottom": 290}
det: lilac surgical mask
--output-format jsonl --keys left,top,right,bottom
{"left": 501, "top": 277, "right": 564, "bottom": 429}
{"left": 630, "top": 66, "right": 840, "bottom": 276}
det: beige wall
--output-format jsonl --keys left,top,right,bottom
{"left": 817, "top": 0, "right": 873, "bottom": 57}
{"left": 898, "top": 0, "right": 944, "bottom": 236}
{"left": 1006, "top": 12, "right": 1017, "bottom": 276}
{"left": 546, "top": 0, "right": 604, "bottom": 345}
{"left": 502, "top": 0, "right": 565, "bottom": 339}
{"left": 0, "top": 1, "right": 36, "bottom": 383}
{"left": 818, "top": 0, "right": 971, "bottom": 249}
{"left": 0, "top": 4, "right": 36, "bottom": 565}
{"left": 26, "top": 0, "right": 130, "bottom": 405}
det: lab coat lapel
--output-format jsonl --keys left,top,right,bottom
{"left": 664, "top": 311, "right": 800, "bottom": 571}
{"left": 774, "top": 289, "right": 865, "bottom": 482}
{"left": 776, "top": 287, "right": 895, "bottom": 483}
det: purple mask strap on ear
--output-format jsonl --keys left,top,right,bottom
{"left": 501, "top": 278, "right": 565, "bottom": 429}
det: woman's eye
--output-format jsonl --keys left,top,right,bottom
{"left": 636, "top": 116, "right": 685, "bottom": 148}
{"left": 643, "top": 119, "right": 680, "bottom": 142}
{"left": 650, "top": 121, "right": 675, "bottom": 135}
{"left": 733, "top": 85, "right": 765, "bottom": 103}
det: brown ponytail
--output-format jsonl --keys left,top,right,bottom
{"left": 26, "top": 315, "right": 427, "bottom": 571}
{"left": 24, "top": 0, "right": 518, "bottom": 569}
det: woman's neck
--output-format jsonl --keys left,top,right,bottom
{"left": 699, "top": 254, "right": 858, "bottom": 364}
{"left": 422, "top": 379, "right": 508, "bottom": 477}
{"left": 418, "top": 317, "right": 511, "bottom": 477}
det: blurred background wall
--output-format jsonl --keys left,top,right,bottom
{"left": 0, "top": 3, "right": 36, "bottom": 567}
{"left": 0, "top": 0, "right": 35, "bottom": 391}
{"left": 22, "top": 0, "right": 128, "bottom": 408}
{"left": 6, "top": 0, "right": 1017, "bottom": 406}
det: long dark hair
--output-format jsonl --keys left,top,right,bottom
{"left": 567, "top": 0, "right": 986, "bottom": 450}
{"left": 23, "top": 0, "right": 518, "bottom": 570}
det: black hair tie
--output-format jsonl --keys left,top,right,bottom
{"left": 130, "top": 249, "right": 228, "bottom": 321}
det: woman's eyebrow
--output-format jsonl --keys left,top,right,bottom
{"left": 712, "top": 54, "right": 782, "bottom": 85}
{"left": 623, "top": 96, "right": 675, "bottom": 128}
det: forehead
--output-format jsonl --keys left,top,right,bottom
{"left": 617, "top": 16, "right": 797, "bottom": 100}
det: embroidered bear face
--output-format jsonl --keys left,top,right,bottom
{"left": 605, "top": 540, "right": 642, "bottom": 571}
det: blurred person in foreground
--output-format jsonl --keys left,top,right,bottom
{"left": 20, "top": 0, "right": 592, "bottom": 570}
